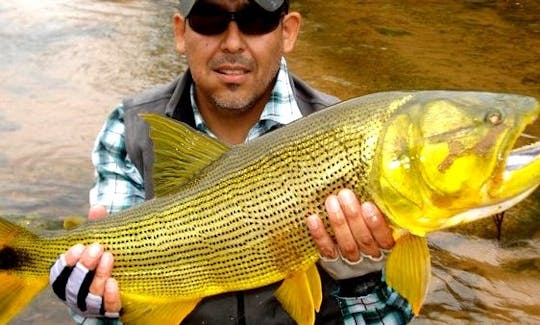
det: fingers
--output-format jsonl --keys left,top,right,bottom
{"left": 309, "top": 189, "right": 395, "bottom": 262}
{"left": 308, "top": 189, "right": 395, "bottom": 280}
{"left": 79, "top": 244, "right": 121, "bottom": 315}
{"left": 88, "top": 205, "right": 109, "bottom": 220}
{"left": 335, "top": 189, "right": 392, "bottom": 259}
{"left": 104, "top": 278, "right": 122, "bottom": 315}
{"left": 325, "top": 194, "right": 363, "bottom": 261}
{"left": 89, "top": 251, "right": 114, "bottom": 297}
{"left": 360, "top": 201, "right": 394, "bottom": 250}
{"left": 307, "top": 215, "right": 338, "bottom": 259}
{"left": 64, "top": 244, "right": 86, "bottom": 266}
{"left": 51, "top": 243, "right": 121, "bottom": 317}
{"left": 78, "top": 243, "right": 104, "bottom": 271}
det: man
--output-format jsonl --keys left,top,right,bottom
{"left": 50, "top": 0, "right": 414, "bottom": 324}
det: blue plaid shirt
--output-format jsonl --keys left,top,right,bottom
{"left": 86, "top": 59, "right": 413, "bottom": 324}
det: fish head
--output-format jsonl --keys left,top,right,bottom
{"left": 370, "top": 91, "right": 540, "bottom": 235}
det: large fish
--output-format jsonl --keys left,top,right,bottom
{"left": 0, "top": 91, "right": 539, "bottom": 325}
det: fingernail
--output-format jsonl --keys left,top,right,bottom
{"left": 307, "top": 215, "right": 319, "bottom": 231}
{"left": 340, "top": 188, "right": 356, "bottom": 201}
{"left": 362, "top": 202, "right": 378, "bottom": 223}
{"left": 88, "top": 243, "right": 102, "bottom": 258}
{"left": 71, "top": 244, "right": 85, "bottom": 256}
{"left": 326, "top": 195, "right": 339, "bottom": 212}
{"left": 326, "top": 196, "right": 344, "bottom": 222}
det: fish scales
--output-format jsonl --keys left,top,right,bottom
{"left": 3, "top": 90, "right": 536, "bottom": 324}
{"left": 8, "top": 92, "right": 400, "bottom": 297}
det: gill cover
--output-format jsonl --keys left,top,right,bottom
{"left": 370, "top": 92, "right": 535, "bottom": 235}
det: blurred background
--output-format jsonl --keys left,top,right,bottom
{"left": 1, "top": 0, "right": 539, "bottom": 323}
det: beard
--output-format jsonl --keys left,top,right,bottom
{"left": 205, "top": 54, "right": 280, "bottom": 113}
{"left": 210, "top": 84, "right": 261, "bottom": 113}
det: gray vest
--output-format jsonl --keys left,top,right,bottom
{"left": 121, "top": 71, "right": 343, "bottom": 324}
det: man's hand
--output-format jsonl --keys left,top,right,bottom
{"left": 307, "top": 188, "right": 394, "bottom": 279}
{"left": 88, "top": 205, "right": 108, "bottom": 220}
{"left": 49, "top": 243, "right": 122, "bottom": 318}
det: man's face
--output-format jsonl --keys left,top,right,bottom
{"left": 174, "top": 0, "right": 299, "bottom": 113}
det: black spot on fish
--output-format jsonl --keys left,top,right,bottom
{"left": 0, "top": 246, "right": 25, "bottom": 270}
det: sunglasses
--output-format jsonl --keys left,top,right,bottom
{"left": 187, "top": 2, "right": 286, "bottom": 36}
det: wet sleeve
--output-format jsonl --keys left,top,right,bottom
{"left": 89, "top": 104, "right": 145, "bottom": 214}
{"left": 334, "top": 271, "right": 414, "bottom": 325}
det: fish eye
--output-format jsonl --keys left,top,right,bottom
{"left": 486, "top": 111, "right": 503, "bottom": 125}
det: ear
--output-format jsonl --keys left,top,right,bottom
{"left": 173, "top": 13, "right": 187, "bottom": 53}
{"left": 282, "top": 12, "right": 302, "bottom": 53}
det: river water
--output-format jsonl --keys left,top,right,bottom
{"left": 1, "top": 0, "right": 539, "bottom": 324}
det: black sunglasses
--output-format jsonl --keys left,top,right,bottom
{"left": 187, "top": 2, "right": 286, "bottom": 36}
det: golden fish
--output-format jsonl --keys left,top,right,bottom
{"left": 0, "top": 91, "right": 538, "bottom": 324}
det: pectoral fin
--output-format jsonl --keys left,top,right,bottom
{"left": 385, "top": 232, "right": 431, "bottom": 315}
{"left": 274, "top": 263, "right": 322, "bottom": 325}
{"left": 120, "top": 292, "right": 201, "bottom": 325}
{"left": 306, "top": 263, "right": 322, "bottom": 312}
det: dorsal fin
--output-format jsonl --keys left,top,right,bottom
{"left": 140, "top": 113, "right": 230, "bottom": 197}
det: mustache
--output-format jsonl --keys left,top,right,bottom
{"left": 210, "top": 55, "right": 254, "bottom": 70}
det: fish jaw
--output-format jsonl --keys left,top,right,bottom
{"left": 436, "top": 185, "right": 538, "bottom": 229}
{"left": 491, "top": 139, "right": 540, "bottom": 199}
{"left": 369, "top": 91, "right": 540, "bottom": 236}
{"left": 440, "top": 139, "right": 540, "bottom": 228}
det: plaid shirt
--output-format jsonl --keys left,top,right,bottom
{"left": 191, "top": 58, "right": 303, "bottom": 140}
{"left": 337, "top": 277, "right": 413, "bottom": 325}
{"left": 85, "top": 59, "right": 413, "bottom": 324}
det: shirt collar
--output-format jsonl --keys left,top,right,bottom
{"left": 190, "top": 57, "right": 302, "bottom": 141}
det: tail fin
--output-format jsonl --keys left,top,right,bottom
{"left": 0, "top": 217, "right": 49, "bottom": 325}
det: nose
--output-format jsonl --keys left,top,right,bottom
{"left": 220, "top": 21, "right": 245, "bottom": 53}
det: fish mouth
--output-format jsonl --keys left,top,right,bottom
{"left": 506, "top": 134, "right": 540, "bottom": 171}
{"left": 441, "top": 130, "right": 540, "bottom": 229}
{"left": 444, "top": 184, "right": 537, "bottom": 228}
{"left": 443, "top": 100, "right": 540, "bottom": 226}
